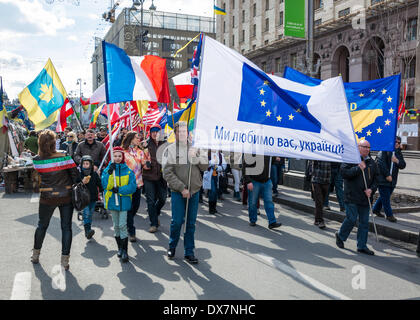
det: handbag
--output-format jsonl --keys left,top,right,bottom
{"left": 203, "top": 170, "right": 211, "bottom": 190}
{"left": 219, "top": 172, "right": 228, "bottom": 190}
{"left": 71, "top": 182, "right": 91, "bottom": 211}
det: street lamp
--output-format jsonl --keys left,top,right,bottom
{"left": 130, "top": 0, "right": 156, "bottom": 56}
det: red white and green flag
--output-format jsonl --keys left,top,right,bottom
{"left": 33, "top": 156, "right": 76, "bottom": 173}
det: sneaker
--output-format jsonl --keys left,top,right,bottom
{"left": 357, "top": 248, "right": 375, "bottom": 255}
{"left": 129, "top": 235, "right": 136, "bottom": 242}
{"left": 167, "top": 248, "right": 176, "bottom": 259}
{"left": 318, "top": 221, "right": 326, "bottom": 229}
{"left": 268, "top": 222, "right": 282, "bottom": 229}
{"left": 386, "top": 216, "right": 397, "bottom": 223}
{"left": 249, "top": 222, "right": 256, "bottom": 226}
{"left": 86, "top": 229, "right": 95, "bottom": 239}
{"left": 184, "top": 255, "right": 198, "bottom": 264}
{"left": 149, "top": 226, "right": 158, "bottom": 233}
{"left": 335, "top": 232, "right": 344, "bottom": 249}
{"left": 374, "top": 211, "right": 385, "bottom": 218}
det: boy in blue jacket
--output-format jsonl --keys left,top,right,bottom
{"left": 102, "top": 147, "right": 137, "bottom": 262}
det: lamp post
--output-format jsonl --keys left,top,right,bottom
{"left": 131, "top": 0, "right": 156, "bottom": 56}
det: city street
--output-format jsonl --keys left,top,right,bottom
{"left": 1, "top": 191, "right": 419, "bottom": 300}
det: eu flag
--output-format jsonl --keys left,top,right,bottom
{"left": 283, "top": 67, "right": 401, "bottom": 151}
{"left": 237, "top": 63, "right": 321, "bottom": 133}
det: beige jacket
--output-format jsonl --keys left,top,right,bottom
{"left": 162, "top": 142, "right": 208, "bottom": 195}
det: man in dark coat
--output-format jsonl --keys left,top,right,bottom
{"left": 372, "top": 136, "right": 406, "bottom": 222}
{"left": 74, "top": 129, "right": 107, "bottom": 171}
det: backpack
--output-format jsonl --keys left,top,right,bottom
{"left": 71, "top": 182, "right": 91, "bottom": 211}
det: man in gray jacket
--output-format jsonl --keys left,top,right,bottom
{"left": 163, "top": 122, "right": 208, "bottom": 264}
{"left": 74, "top": 129, "right": 106, "bottom": 171}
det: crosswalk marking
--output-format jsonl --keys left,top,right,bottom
{"left": 10, "top": 272, "right": 32, "bottom": 300}
{"left": 30, "top": 194, "right": 40, "bottom": 203}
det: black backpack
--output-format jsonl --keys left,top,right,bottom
{"left": 71, "top": 182, "right": 91, "bottom": 211}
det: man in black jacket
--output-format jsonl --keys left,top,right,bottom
{"left": 242, "top": 154, "right": 281, "bottom": 229}
{"left": 335, "top": 139, "right": 379, "bottom": 255}
{"left": 372, "top": 136, "right": 406, "bottom": 222}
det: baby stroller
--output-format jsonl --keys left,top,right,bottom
{"left": 77, "top": 193, "right": 108, "bottom": 221}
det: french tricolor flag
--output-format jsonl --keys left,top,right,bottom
{"left": 102, "top": 41, "right": 171, "bottom": 104}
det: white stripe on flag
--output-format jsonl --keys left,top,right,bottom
{"left": 130, "top": 56, "right": 158, "bottom": 102}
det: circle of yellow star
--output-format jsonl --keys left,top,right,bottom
{"left": 359, "top": 93, "right": 364, "bottom": 97}
{"left": 370, "top": 89, "right": 376, "bottom": 93}
{"left": 288, "top": 114, "right": 294, "bottom": 120}
{"left": 377, "top": 127, "right": 383, "bottom": 134}
{"left": 382, "top": 89, "right": 387, "bottom": 94}
{"left": 385, "top": 119, "right": 391, "bottom": 126}
{"left": 260, "top": 88, "right": 265, "bottom": 95}
{"left": 296, "top": 108, "right": 302, "bottom": 113}
{"left": 266, "top": 110, "right": 271, "bottom": 117}
{"left": 387, "top": 96, "right": 392, "bottom": 103}
{"left": 260, "top": 100, "right": 266, "bottom": 107}
{"left": 277, "top": 115, "right": 282, "bottom": 122}
{"left": 389, "top": 108, "right": 394, "bottom": 114}
{"left": 366, "top": 130, "right": 372, "bottom": 136}
{"left": 263, "top": 80, "right": 269, "bottom": 85}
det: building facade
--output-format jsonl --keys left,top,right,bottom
{"left": 216, "top": 0, "right": 419, "bottom": 150}
{"left": 91, "top": 8, "right": 215, "bottom": 91}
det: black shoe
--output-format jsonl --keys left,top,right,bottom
{"left": 374, "top": 211, "right": 385, "bottom": 218}
{"left": 416, "top": 251, "right": 420, "bottom": 258}
{"left": 314, "top": 221, "right": 320, "bottom": 226}
{"left": 386, "top": 216, "right": 397, "bottom": 223}
{"left": 340, "top": 207, "right": 345, "bottom": 212}
{"left": 268, "top": 222, "right": 282, "bottom": 229}
{"left": 86, "top": 229, "right": 95, "bottom": 239}
{"left": 318, "top": 221, "right": 326, "bottom": 229}
{"left": 357, "top": 248, "right": 375, "bottom": 255}
{"left": 167, "top": 248, "right": 176, "bottom": 259}
{"left": 184, "top": 255, "right": 198, "bottom": 264}
{"left": 335, "top": 232, "right": 344, "bottom": 249}
{"left": 121, "top": 238, "right": 129, "bottom": 262}
{"left": 115, "top": 236, "right": 122, "bottom": 258}
{"left": 84, "top": 224, "right": 95, "bottom": 239}
{"left": 257, "top": 210, "right": 261, "bottom": 215}
{"left": 249, "top": 222, "right": 256, "bottom": 226}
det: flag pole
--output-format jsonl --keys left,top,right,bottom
{"left": 128, "top": 102, "right": 133, "bottom": 131}
{"left": 107, "top": 103, "right": 119, "bottom": 206}
{"left": 362, "top": 169, "right": 378, "bottom": 242}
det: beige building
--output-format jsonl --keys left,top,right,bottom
{"left": 216, "top": 0, "right": 419, "bottom": 150}
{"left": 91, "top": 8, "right": 215, "bottom": 91}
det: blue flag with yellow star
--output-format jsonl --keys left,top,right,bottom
{"left": 283, "top": 66, "right": 401, "bottom": 151}
{"left": 238, "top": 63, "right": 321, "bottom": 133}
{"left": 18, "top": 59, "right": 67, "bottom": 130}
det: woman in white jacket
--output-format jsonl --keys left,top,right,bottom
{"left": 204, "top": 150, "right": 227, "bottom": 214}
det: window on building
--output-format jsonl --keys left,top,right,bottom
{"left": 253, "top": 44, "right": 256, "bottom": 50}
{"left": 338, "top": 8, "right": 350, "bottom": 18}
{"left": 231, "top": 0, "right": 235, "bottom": 9}
{"left": 275, "top": 57, "right": 281, "bottom": 73}
{"left": 253, "top": 23, "right": 256, "bottom": 37}
{"left": 406, "top": 96, "right": 415, "bottom": 108}
{"left": 314, "top": 0, "right": 323, "bottom": 10}
{"left": 232, "top": 15, "right": 235, "bottom": 28}
{"left": 266, "top": 0, "right": 269, "bottom": 11}
{"left": 223, "top": 21, "right": 226, "bottom": 33}
{"left": 279, "top": 11, "right": 283, "bottom": 26}
{"left": 242, "top": 10, "right": 245, "bottom": 23}
{"left": 223, "top": 2, "right": 226, "bottom": 10}
{"left": 315, "top": 19, "right": 322, "bottom": 27}
{"left": 261, "top": 61, "right": 266, "bottom": 72}
{"left": 264, "top": 40, "right": 269, "bottom": 45}
{"left": 290, "top": 53, "right": 297, "bottom": 69}
{"left": 232, "top": 34, "right": 235, "bottom": 46}
{"left": 253, "top": 3, "right": 256, "bottom": 17}
{"left": 265, "top": 18, "right": 269, "bottom": 32}
{"left": 404, "top": 57, "right": 416, "bottom": 79}
{"left": 162, "top": 38, "right": 174, "bottom": 52}
{"left": 407, "top": 18, "right": 417, "bottom": 41}
{"left": 242, "top": 29, "right": 245, "bottom": 42}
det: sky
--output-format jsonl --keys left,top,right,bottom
{"left": 0, "top": 0, "right": 213, "bottom": 101}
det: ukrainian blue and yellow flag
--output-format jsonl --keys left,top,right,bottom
{"left": 0, "top": 76, "right": 5, "bottom": 128}
{"left": 166, "top": 101, "right": 196, "bottom": 143}
{"left": 18, "top": 59, "right": 67, "bottom": 130}
{"left": 214, "top": 5, "right": 226, "bottom": 15}
{"left": 283, "top": 66, "right": 401, "bottom": 152}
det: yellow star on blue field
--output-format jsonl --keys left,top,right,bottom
{"left": 387, "top": 96, "right": 392, "bottom": 103}
{"left": 389, "top": 107, "right": 394, "bottom": 114}
{"left": 259, "top": 88, "right": 265, "bottom": 95}
{"left": 260, "top": 100, "right": 266, "bottom": 107}
{"left": 266, "top": 110, "right": 271, "bottom": 117}
{"left": 382, "top": 89, "right": 387, "bottom": 94}
{"left": 359, "top": 93, "right": 364, "bottom": 97}
{"left": 385, "top": 119, "right": 391, "bottom": 126}
{"left": 296, "top": 108, "right": 302, "bottom": 113}
{"left": 370, "top": 89, "right": 376, "bottom": 93}
{"left": 366, "top": 130, "right": 372, "bottom": 136}
{"left": 263, "top": 80, "right": 269, "bottom": 85}
{"left": 277, "top": 115, "right": 282, "bottom": 122}
{"left": 288, "top": 114, "right": 294, "bottom": 120}
{"left": 377, "top": 127, "right": 383, "bottom": 134}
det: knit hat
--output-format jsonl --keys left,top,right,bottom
{"left": 112, "top": 146, "right": 125, "bottom": 163}
{"left": 150, "top": 124, "right": 161, "bottom": 133}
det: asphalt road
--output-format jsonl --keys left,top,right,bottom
{"left": 1, "top": 191, "right": 419, "bottom": 300}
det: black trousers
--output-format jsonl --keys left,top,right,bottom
{"left": 312, "top": 183, "right": 329, "bottom": 222}
{"left": 144, "top": 178, "right": 167, "bottom": 227}
{"left": 127, "top": 187, "right": 142, "bottom": 236}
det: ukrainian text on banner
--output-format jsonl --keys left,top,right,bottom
{"left": 283, "top": 66, "right": 401, "bottom": 151}
{"left": 193, "top": 36, "right": 360, "bottom": 164}
{"left": 284, "top": 0, "right": 306, "bottom": 39}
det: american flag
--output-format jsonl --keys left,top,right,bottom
{"left": 190, "top": 34, "right": 203, "bottom": 87}
{"left": 142, "top": 104, "right": 167, "bottom": 127}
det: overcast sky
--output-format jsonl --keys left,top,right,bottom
{"left": 0, "top": 0, "right": 213, "bottom": 101}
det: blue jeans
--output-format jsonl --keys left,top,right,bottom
{"left": 271, "top": 164, "right": 280, "bottom": 193}
{"left": 248, "top": 180, "right": 277, "bottom": 225}
{"left": 208, "top": 175, "right": 219, "bottom": 202}
{"left": 324, "top": 168, "right": 345, "bottom": 209}
{"left": 82, "top": 202, "right": 96, "bottom": 226}
{"left": 338, "top": 203, "right": 370, "bottom": 250}
{"left": 373, "top": 186, "right": 395, "bottom": 217}
{"left": 169, "top": 191, "right": 199, "bottom": 256}
{"left": 110, "top": 210, "right": 128, "bottom": 239}
{"left": 34, "top": 202, "right": 74, "bottom": 255}
{"left": 127, "top": 187, "right": 142, "bottom": 236}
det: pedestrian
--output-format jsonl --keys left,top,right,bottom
{"left": 310, "top": 160, "right": 331, "bottom": 229}
{"left": 77, "top": 131, "right": 85, "bottom": 142}
{"left": 243, "top": 154, "right": 282, "bottom": 229}
{"left": 97, "top": 127, "right": 107, "bottom": 142}
{"left": 24, "top": 130, "right": 38, "bottom": 156}
{"left": 122, "top": 131, "right": 145, "bottom": 242}
{"left": 335, "top": 139, "right": 379, "bottom": 255}
{"left": 372, "top": 136, "right": 406, "bottom": 222}
{"left": 31, "top": 130, "right": 81, "bottom": 270}
{"left": 207, "top": 150, "right": 227, "bottom": 214}
{"left": 79, "top": 155, "right": 103, "bottom": 240}
{"left": 142, "top": 124, "right": 167, "bottom": 233}
{"left": 324, "top": 162, "right": 345, "bottom": 212}
{"left": 230, "top": 152, "right": 242, "bottom": 202}
{"left": 114, "top": 127, "right": 129, "bottom": 147}
{"left": 102, "top": 147, "right": 137, "bottom": 263}
{"left": 74, "top": 128, "right": 107, "bottom": 171}
{"left": 163, "top": 121, "right": 208, "bottom": 264}
{"left": 271, "top": 156, "right": 283, "bottom": 196}
{"left": 64, "top": 131, "right": 79, "bottom": 160}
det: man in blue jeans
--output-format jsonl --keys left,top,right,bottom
{"left": 335, "top": 140, "right": 379, "bottom": 255}
{"left": 372, "top": 136, "right": 406, "bottom": 222}
{"left": 162, "top": 122, "right": 208, "bottom": 264}
{"left": 243, "top": 153, "right": 281, "bottom": 229}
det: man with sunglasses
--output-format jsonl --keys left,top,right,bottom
{"left": 372, "top": 136, "right": 406, "bottom": 223}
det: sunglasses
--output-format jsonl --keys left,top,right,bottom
{"left": 395, "top": 141, "right": 401, "bottom": 144}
